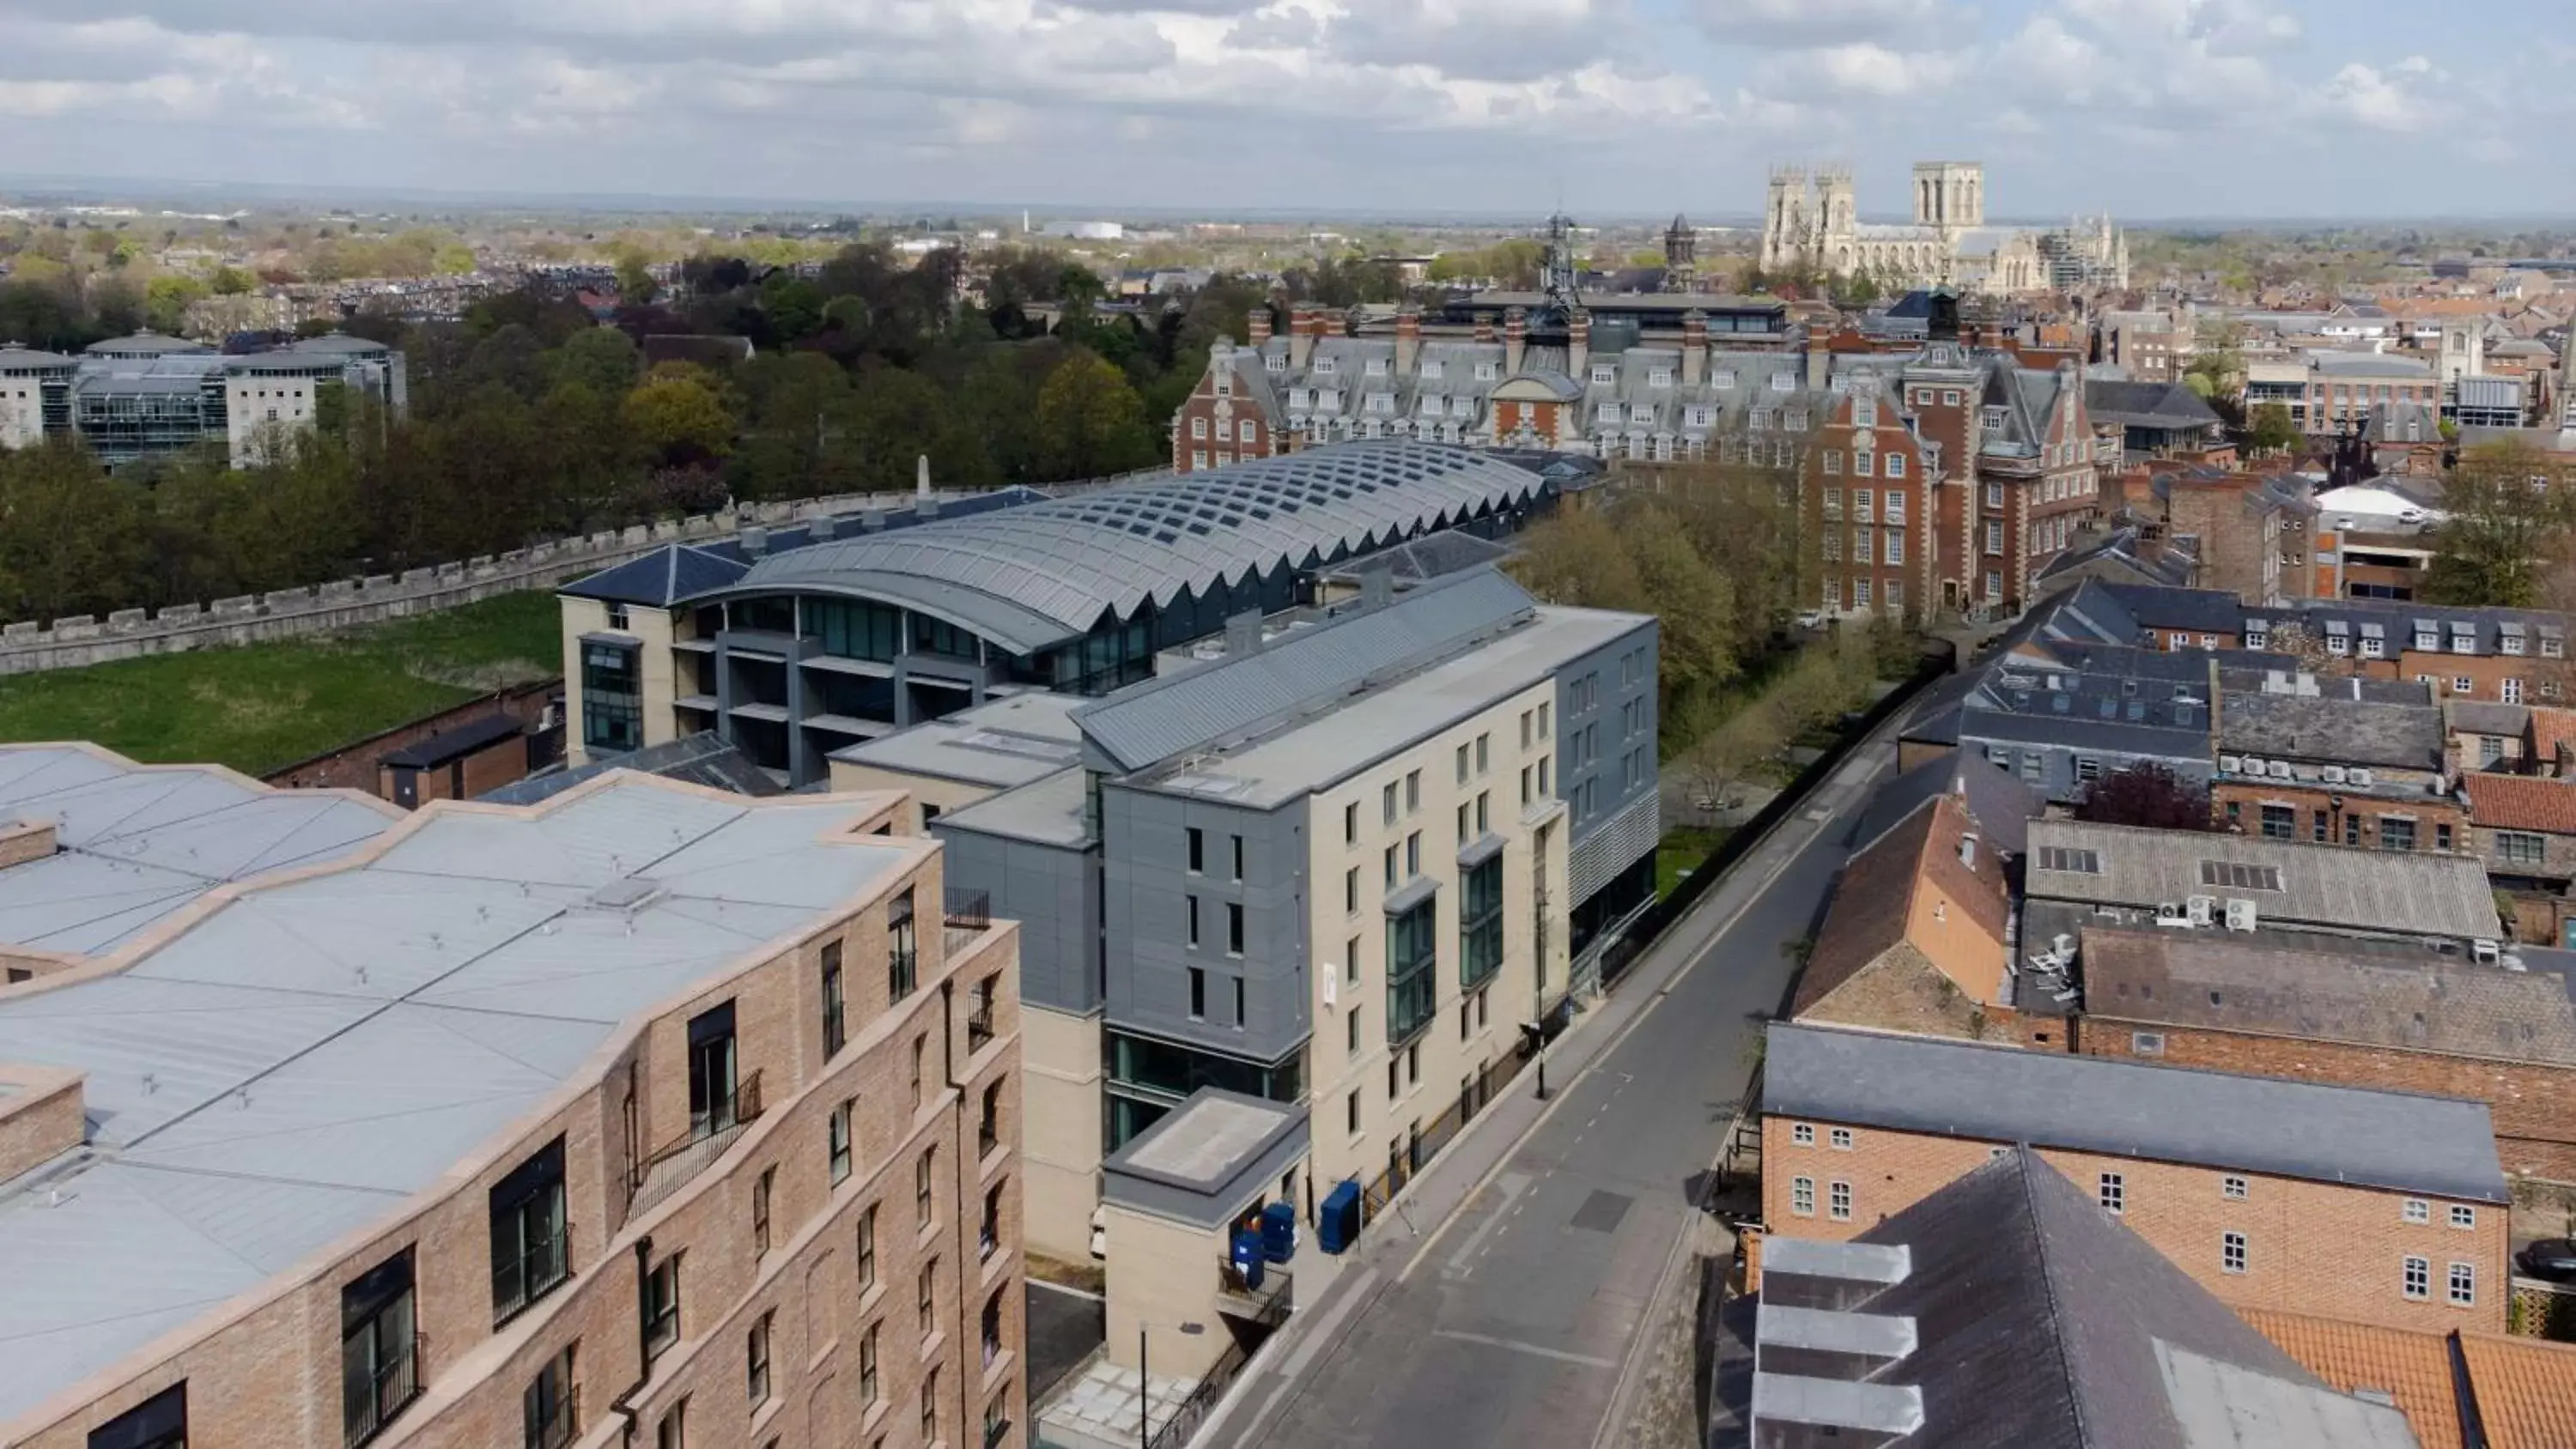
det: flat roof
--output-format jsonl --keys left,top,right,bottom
{"left": 1765, "top": 1022, "right": 2508, "bottom": 1203}
{"left": 1119, "top": 603, "right": 1649, "bottom": 810}
{"left": 829, "top": 691, "right": 1086, "bottom": 789}
{"left": 933, "top": 767, "right": 1091, "bottom": 849}
{"left": 1103, "top": 1088, "right": 1308, "bottom": 1229}
{"left": 0, "top": 777, "right": 912, "bottom": 1427}
{"left": 2025, "top": 819, "right": 2501, "bottom": 941}
{"left": 0, "top": 744, "right": 400, "bottom": 960}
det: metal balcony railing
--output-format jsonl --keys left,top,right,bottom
{"left": 343, "top": 1335, "right": 422, "bottom": 1449}
{"left": 526, "top": 1381, "right": 580, "bottom": 1449}
{"left": 629, "top": 1070, "right": 764, "bottom": 1218}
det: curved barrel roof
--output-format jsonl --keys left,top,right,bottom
{"left": 704, "top": 441, "right": 1551, "bottom": 652}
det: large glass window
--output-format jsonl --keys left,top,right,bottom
{"left": 1104, "top": 1030, "right": 1302, "bottom": 1149}
{"left": 580, "top": 639, "right": 643, "bottom": 754}
{"left": 687, "top": 1003, "right": 738, "bottom": 1140}
{"left": 912, "top": 614, "right": 981, "bottom": 661}
{"left": 1461, "top": 856, "right": 1504, "bottom": 992}
{"left": 89, "top": 1383, "right": 187, "bottom": 1449}
{"left": 490, "top": 1137, "right": 569, "bottom": 1323}
{"left": 808, "top": 597, "right": 904, "bottom": 662}
{"left": 889, "top": 890, "right": 918, "bottom": 1003}
{"left": 343, "top": 1249, "right": 419, "bottom": 1448}
{"left": 1388, "top": 899, "right": 1438, "bottom": 1046}
{"left": 523, "top": 1345, "right": 578, "bottom": 1449}
{"left": 641, "top": 1252, "right": 683, "bottom": 1360}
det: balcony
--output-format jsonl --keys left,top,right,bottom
{"left": 526, "top": 1383, "right": 580, "bottom": 1449}
{"left": 343, "top": 1335, "right": 422, "bottom": 1449}
{"left": 1214, "top": 1260, "right": 1293, "bottom": 1328}
{"left": 946, "top": 887, "right": 992, "bottom": 959}
{"left": 629, "top": 1070, "right": 764, "bottom": 1219}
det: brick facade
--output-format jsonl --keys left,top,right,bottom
{"left": 1759, "top": 1114, "right": 2510, "bottom": 1333}
{"left": 2074, "top": 1016, "right": 2576, "bottom": 1184}
{"left": 1809, "top": 379, "right": 1935, "bottom": 617}
{"left": 2212, "top": 779, "right": 2469, "bottom": 853}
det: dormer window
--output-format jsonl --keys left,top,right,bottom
{"left": 1648, "top": 367, "right": 1673, "bottom": 388}
{"left": 1474, "top": 361, "right": 1498, "bottom": 381}
{"left": 1686, "top": 405, "right": 1712, "bottom": 427}
{"left": 1784, "top": 410, "right": 1808, "bottom": 432}
{"left": 1771, "top": 371, "right": 1796, "bottom": 391}
{"left": 1266, "top": 353, "right": 1287, "bottom": 373}
{"left": 1591, "top": 364, "right": 1616, "bottom": 385}
{"left": 1982, "top": 405, "right": 2008, "bottom": 431}
{"left": 1365, "top": 357, "right": 1388, "bottom": 376}
{"left": 1422, "top": 360, "right": 1443, "bottom": 379}
{"left": 1315, "top": 356, "right": 1336, "bottom": 375}
{"left": 1854, "top": 399, "right": 1877, "bottom": 427}
{"left": 1452, "top": 396, "right": 1473, "bottom": 417}
{"left": 1712, "top": 371, "right": 1736, "bottom": 390}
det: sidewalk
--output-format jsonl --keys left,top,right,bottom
{"left": 1200, "top": 733, "right": 1897, "bottom": 1447}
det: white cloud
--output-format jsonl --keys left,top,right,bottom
{"left": 2316, "top": 61, "right": 2430, "bottom": 132}
{"left": 1692, "top": 0, "right": 1940, "bottom": 46}
{"left": 1779, "top": 42, "right": 1967, "bottom": 98}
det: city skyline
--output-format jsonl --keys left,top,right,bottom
{"left": 0, "top": 0, "right": 2570, "bottom": 219}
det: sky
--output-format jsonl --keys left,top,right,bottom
{"left": 0, "top": 0, "right": 2570, "bottom": 221}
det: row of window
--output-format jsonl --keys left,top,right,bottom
{"left": 1820, "top": 487, "right": 1908, "bottom": 524}
{"left": 1822, "top": 527, "right": 1906, "bottom": 567}
{"left": 1188, "top": 415, "right": 1261, "bottom": 444}
{"left": 2233, "top": 801, "right": 2447, "bottom": 852}
{"left": 1819, "top": 448, "right": 1909, "bottom": 478}
{"left": 1818, "top": 577, "right": 1906, "bottom": 611}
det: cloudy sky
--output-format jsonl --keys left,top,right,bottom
{"left": 0, "top": 0, "right": 2568, "bottom": 220}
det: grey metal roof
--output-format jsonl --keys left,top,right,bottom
{"left": 718, "top": 442, "right": 1552, "bottom": 653}
{"left": 0, "top": 745, "right": 399, "bottom": 959}
{"left": 831, "top": 691, "right": 1087, "bottom": 789}
{"left": 1073, "top": 567, "right": 1538, "bottom": 774}
{"left": 2025, "top": 820, "right": 2501, "bottom": 940}
{"left": 1765, "top": 1022, "right": 2508, "bottom": 1203}
{"left": 0, "top": 779, "right": 908, "bottom": 1423}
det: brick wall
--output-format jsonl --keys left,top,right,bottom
{"left": 0, "top": 821, "right": 53, "bottom": 870}
{"left": 267, "top": 680, "right": 558, "bottom": 791}
{"left": 2076, "top": 1015, "right": 2576, "bottom": 1183}
{"left": 2212, "top": 781, "right": 2469, "bottom": 852}
{"left": 1759, "top": 1114, "right": 2510, "bottom": 1333}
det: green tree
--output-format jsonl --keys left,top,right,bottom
{"left": 1031, "top": 351, "right": 1157, "bottom": 481}
{"left": 847, "top": 367, "right": 993, "bottom": 494}
{"left": 0, "top": 439, "right": 151, "bottom": 621}
{"left": 623, "top": 373, "right": 734, "bottom": 468}
{"left": 614, "top": 250, "right": 660, "bottom": 306}
{"left": 2425, "top": 440, "right": 2576, "bottom": 608}
{"left": 2246, "top": 403, "right": 2302, "bottom": 455}
{"left": 548, "top": 326, "right": 642, "bottom": 397}
{"left": 210, "top": 265, "right": 253, "bottom": 295}
{"left": 144, "top": 275, "right": 208, "bottom": 334}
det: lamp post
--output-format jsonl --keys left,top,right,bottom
{"left": 1139, "top": 1319, "right": 1204, "bottom": 1449}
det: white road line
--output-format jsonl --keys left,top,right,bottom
{"left": 1443, "top": 1173, "right": 1527, "bottom": 1276}
{"left": 1433, "top": 1330, "right": 1617, "bottom": 1370}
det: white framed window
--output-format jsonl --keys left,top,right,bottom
{"left": 1828, "top": 1180, "right": 1852, "bottom": 1221}
{"left": 1886, "top": 534, "right": 1905, "bottom": 566}
{"left": 1238, "top": 420, "right": 1256, "bottom": 444}
{"left": 2504, "top": 678, "right": 2525, "bottom": 704}
{"left": 1853, "top": 452, "right": 1874, "bottom": 477}
{"left": 1853, "top": 398, "right": 1877, "bottom": 427}
{"left": 2450, "top": 1204, "right": 2476, "bottom": 1230}
{"left": 2222, "top": 1232, "right": 2247, "bottom": 1275}
{"left": 2222, "top": 1175, "right": 2247, "bottom": 1200}
{"left": 2099, "top": 1173, "right": 2125, "bottom": 1215}
{"left": 2403, "top": 1255, "right": 2430, "bottom": 1299}
{"left": 1791, "top": 1176, "right": 1814, "bottom": 1216}
{"left": 1829, "top": 1127, "right": 1853, "bottom": 1150}
{"left": 2454, "top": 676, "right": 2474, "bottom": 695}
{"left": 1884, "top": 491, "right": 1906, "bottom": 524}
{"left": 2403, "top": 1198, "right": 2430, "bottom": 1224}
{"left": 1886, "top": 452, "right": 1907, "bottom": 478}
{"left": 1190, "top": 416, "right": 1208, "bottom": 440}
{"left": 2132, "top": 1029, "right": 2164, "bottom": 1056}
{"left": 1771, "top": 371, "right": 1795, "bottom": 391}
{"left": 1792, "top": 1123, "right": 1814, "bottom": 1146}
{"left": 2449, "top": 1261, "right": 2476, "bottom": 1306}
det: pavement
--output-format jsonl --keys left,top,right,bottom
{"left": 1040, "top": 1359, "right": 1198, "bottom": 1449}
{"left": 1029, "top": 1281, "right": 1109, "bottom": 1404}
{"left": 1197, "top": 726, "right": 1902, "bottom": 1449}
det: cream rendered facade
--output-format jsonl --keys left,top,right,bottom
{"left": 560, "top": 595, "right": 699, "bottom": 764}
{"left": 1018, "top": 1003, "right": 1107, "bottom": 1264}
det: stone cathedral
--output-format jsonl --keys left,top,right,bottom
{"left": 1759, "top": 161, "right": 2129, "bottom": 295}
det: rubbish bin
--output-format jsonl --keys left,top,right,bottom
{"left": 1260, "top": 1200, "right": 1297, "bottom": 1263}
{"left": 1317, "top": 1179, "right": 1362, "bottom": 1254}
{"left": 1230, "top": 1227, "right": 1267, "bottom": 1290}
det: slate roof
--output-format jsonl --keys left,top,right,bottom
{"left": 1854, "top": 751, "right": 2044, "bottom": 859}
{"left": 379, "top": 712, "right": 525, "bottom": 771}
{"left": 720, "top": 442, "right": 1551, "bottom": 653}
{"left": 2463, "top": 773, "right": 2576, "bottom": 834}
{"left": 1765, "top": 1021, "right": 2509, "bottom": 1203}
{"left": 2217, "top": 691, "right": 2445, "bottom": 770}
{"left": 1798, "top": 1149, "right": 2419, "bottom": 1448}
{"left": 2087, "top": 379, "right": 2225, "bottom": 431}
{"left": 2081, "top": 929, "right": 2576, "bottom": 1066}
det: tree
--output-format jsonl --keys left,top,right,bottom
{"left": 1031, "top": 350, "right": 1157, "bottom": 481}
{"left": 548, "top": 326, "right": 642, "bottom": 397}
{"left": 1675, "top": 707, "right": 1784, "bottom": 819}
{"left": 144, "top": 275, "right": 208, "bottom": 335}
{"left": 210, "top": 265, "right": 252, "bottom": 295}
{"left": 614, "top": 250, "right": 660, "bottom": 306}
{"left": 623, "top": 373, "right": 734, "bottom": 468}
{"left": 2072, "top": 763, "right": 2215, "bottom": 831}
{"left": 2246, "top": 403, "right": 2301, "bottom": 456}
{"left": 2424, "top": 440, "right": 2576, "bottom": 608}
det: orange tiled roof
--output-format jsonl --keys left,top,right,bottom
{"left": 2238, "top": 1308, "right": 2464, "bottom": 1449}
{"left": 2529, "top": 706, "right": 2576, "bottom": 765}
{"left": 2464, "top": 773, "right": 2576, "bottom": 834}
{"left": 2458, "top": 1332, "right": 2576, "bottom": 1449}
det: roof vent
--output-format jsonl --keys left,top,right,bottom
{"left": 808, "top": 514, "right": 838, "bottom": 543}
{"left": 739, "top": 525, "right": 769, "bottom": 557}
{"left": 586, "top": 877, "right": 664, "bottom": 913}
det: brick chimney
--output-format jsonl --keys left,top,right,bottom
{"left": 1504, "top": 306, "right": 1528, "bottom": 377}
{"left": 1394, "top": 307, "right": 1422, "bottom": 377}
{"left": 1681, "top": 310, "right": 1708, "bottom": 387}
{"left": 1247, "top": 304, "right": 1273, "bottom": 347}
{"left": 0, "top": 820, "right": 55, "bottom": 871}
{"left": 1289, "top": 303, "right": 1320, "bottom": 370}
{"left": 1568, "top": 309, "right": 1592, "bottom": 383}
{"left": 1474, "top": 313, "right": 1497, "bottom": 344}
{"left": 1804, "top": 324, "right": 1830, "bottom": 391}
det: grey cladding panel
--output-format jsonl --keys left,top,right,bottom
{"left": 1101, "top": 785, "right": 1310, "bottom": 1064}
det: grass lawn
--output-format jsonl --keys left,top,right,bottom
{"left": 0, "top": 591, "right": 564, "bottom": 777}
{"left": 1656, "top": 825, "right": 1735, "bottom": 899}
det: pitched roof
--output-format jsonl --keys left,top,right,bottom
{"left": 2217, "top": 691, "right": 2445, "bottom": 771}
{"left": 2024, "top": 819, "right": 2504, "bottom": 940}
{"left": 2456, "top": 1333, "right": 2576, "bottom": 1449}
{"left": 2236, "top": 1310, "right": 2464, "bottom": 1449}
{"left": 1855, "top": 751, "right": 2044, "bottom": 859}
{"left": 1764, "top": 1021, "right": 2509, "bottom": 1203}
{"left": 2464, "top": 773, "right": 2576, "bottom": 834}
{"left": 2081, "top": 929, "right": 2576, "bottom": 1067}
{"left": 1797, "top": 794, "right": 2012, "bottom": 1016}
{"left": 2087, "top": 379, "right": 2224, "bottom": 431}
{"left": 2528, "top": 706, "right": 2576, "bottom": 763}
{"left": 1808, "top": 1149, "right": 2416, "bottom": 1448}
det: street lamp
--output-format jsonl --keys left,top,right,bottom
{"left": 1139, "top": 1319, "right": 1205, "bottom": 1449}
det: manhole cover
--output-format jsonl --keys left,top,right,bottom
{"left": 1570, "top": 1190, "right": 1632, "bottom": 1234}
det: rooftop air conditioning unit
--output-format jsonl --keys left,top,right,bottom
{"left": 2225, "top": 899, "right": 2257, "bottom": 931}
{"left": 2350, "top": 767, "right": 2373, "bottom": 787}
{"left": 2220, "top": 755, "right": 2242, "bottom": 773}
{"left": 2239, "top": 757, "right": 2263, "bottom": 777}
{"left": 2268, "top": 761, "right": 2292, "bottom": 779}
{"left": 2322, "top": 765, "right": 2347, "bottom": 784}
{"left": 2155, "top": 901, "right": 2190, "bottom": 926}
{"left": 2473, "top": 938, "right": 2501, "bottom": 966}
{"left": 2187, "top": 895, "right": 2216, "bottom": 926}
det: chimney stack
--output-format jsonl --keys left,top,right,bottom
{"left": 1504, "top": 306, "right": 1528, "bottom": 378}
{"left": 1394, "top": 307, "right": 1422, "bottom": 377}
{"left": 738, "top": 525, "right": 769, "bottom": 558}
{"left": 1681, "top": 310, "right": 1708, "bottom": 387}
{"left": 1473, "top": 313, "right": 1497, "bottom": 344}
{"left": 1568, "top": 309, "right": 1592, "bottom": 383}
{"left": 1804, "top": 324, "right": 1829, "bottom": 391}
{"left": 1247, "top": 303, "right": 1273, "bottom": 347}
{"left": 1289, "top": 303, "right": 1320, "bottom": 370}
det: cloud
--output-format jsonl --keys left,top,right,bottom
{"left": 1777, "top": 41, "right": 1967, "bottom": 98}
{"left": 1692, "top": 0, "right": 1940, "bottom": 47}
{"left": 2316, "top": 61, "right": 2431, "bottom": 132}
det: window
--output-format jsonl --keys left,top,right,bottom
{"left": 921, "top": 1370, "right": 940, "bottom": 1444}
{"left": 859, "top": 1325, "right": 881, "bottom": 1407}
{"left": 821, "top": 942, "right": 845, "bottom": 1058}
{"left": 1791, "top": 1176, "right": 1814, "bottom": 1216}
{"left": 917, "top": 1146, "right": 936, "bottom": 1225}
{"left": 1828, "top": 1180, "right": 1852, "bottom": 1221}
{"left": 491, "top": 1137, "right": 570, "bottom": 1323}
{"left": 1886, "top": 532, "right": 1905, "bottom": 566}
{"left": 524, "top": 1347, "right": 578, "bottom": 1449}
{"left": 641, "top": 1253, "right": 682, "bottom": 1360}
{"left": 2222, "top": 1232, "right": 2247, "bottom": 1275}
{"left": 830, "top": 1100, "right": 853, "bottom": 1184}
{"left": 2403, "top": 1198, "right": 2431, "bottom": 1224}
{"left": 1387, "top": 898, "right": 1438, "bottom": 1046}
{"left": 919, "top": 1258, "right": 939, "bottom": 1337}
{"left": 343, "top": 1249, "right": 419, "bottom": 1447}
{"left": 753, "top": 1167, "right": 775, "bottom": 1253}
{"left": 2259, "top": 803, "right": 2294, "bottom": 841}
{"left": 2222, "top": 1175, "right": 2248, "bottom": 1200}
{"left": 1461, "top": 855, "right": 1504, "bottom": 991}
{"left": 1346, "top": 1089, "right": 1362, "bottom": 1135}
{"left": 1344, "top": 801, "right": 1358, "bottom": 845}
{"left": 1382, "top": 781, "right": 1399, "bottom": 824}
{"left": 2449, "top": 1261, "right": 2476, "bottom": 1307}
{"left": 888, "top": 890, "right": 917, "bottom": 1003}
{"left": 2099, "top": 1173, "right": 2125, "bottom": 1215}
{"left": 1232, "top": 976, "right": 1246, "bottom": 1028}
{"left": 2437, "top": 822, "right": 2453, "bottom": 852}
{"left": 1828, "top": 1127, "right": 1853, "bottom": 1150}
{"left": 2455, "top": 676, "right": 2474, "bottom": 695}
{"left": 747, "top": 1311, "right": 774, "bottom": 1406}
{"left": 1886, "top": 452, "right": 1907, "bottom": 478}
{"left": 1226, "top": 903, "right": 1245, "bottom": 956}
{"left": 2132, "top": 1031, "right": 2166, "bottom": 1057}
{"left": 2381, "top": 817, "right": 2417, "bottom": 852}
{"left": 581, "top": 639, "right": 644, "bottom": 754}
{"left": 1346, "top": 867, "right": 1359, "bottom": 914}
{"left": 1191, "top": 416, "right": 1207, "bottom": 440}
{"left": 911, "top": 1035, "right": 927, "bottom": 1107}
{"left": 1406, "top": 832, "right": 1421, "bottom": 877}
{"left": 2450, "top": 1204, "right": 2476, "bottom": 1230}
{"left": 2500, "top": 832, "right": 2549, "bottom": 865}
{"left": 1187, "top": 827, "right": 1203, "bottom": 873}
{"left": 1187, "top": 896, "right": 1200, "bottom": 949}
{"left": 857, "top": 1205, "right": 878, "bottom": 1288}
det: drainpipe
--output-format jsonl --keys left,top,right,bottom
{"left": 608, "top": 1235, "right": 655, "bottom": 1447}
{"left": 940, "top": 972, "right": 975, "bottom": 1444}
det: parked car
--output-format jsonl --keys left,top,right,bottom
{"left": 2517, "top": 1238, "right": 2576, "bottom": 1282}
{"left": 1794, "top": 610, "right": 1827, "bottom": 631}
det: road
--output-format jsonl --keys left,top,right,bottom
{"left": 1205, "top": 735, "right": 1899, "bottom": 1449}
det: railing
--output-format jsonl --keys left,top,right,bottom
{"left": 1359, "top": 1046, "right": 1528, "bottom": 1226}
{"left": 946, "top": 887, "right": 992, "bottom": 958}
{"left": 527, "top": 1381, "right": 580, "bottom": 1449}
{"left": 969, "top": 990, "right": 996, "bottom": 1053}
{"left": 491, "top": 1223, "right": 572, "bottom": 1326}
{"left": 1146, "top": 1279, "right": 1290, "bottom": 1449}
{"left": 343, "top": 1335, "right": 422, "bottom": 1449}
{"left": 984, "top": 1411, "right": 1013, "bottom": 1449}
{"left": 1217, "top": 1261, "right": 1295, "bottom": 1325}
{"left": 628, "top": 1071, "right": 764, "bottom": 1218}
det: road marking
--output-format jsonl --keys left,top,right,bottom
{"left": 1443, "top": 1173, "right": 1528, "bottom": 1278}
{"left": 1433, "top": 1330, "right": 1617, "bottom": 1370}
{"left": 1222, "top": 1265, "right": 1383, "bottom": 1446}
